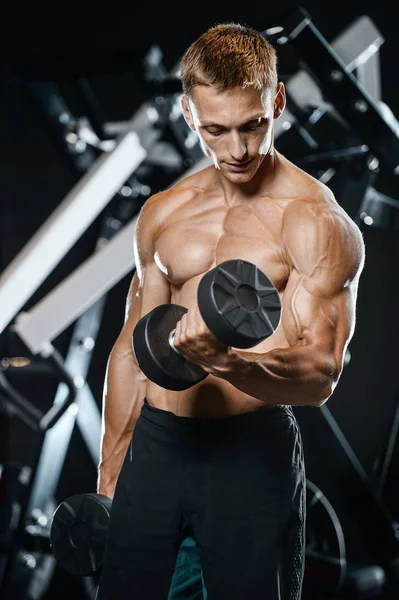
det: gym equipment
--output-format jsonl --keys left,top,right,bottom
{"left": 0, "top": 347, "right": 78, "bottom": 600}
{"left": 303, "top": 479, "right": 387, "bottom": 599}
{"left": 49, "top": 493, "right": 112, "bottom": 577}
{"left": 280, "top": 8, "right": 399, "bottom": 175}
{"left": 304, "top": 479, "right": 347, "bottom": 596}
{"left": 0, "top": 460, "right": 57, "bottom": 600}
{"left": 132, "top": 258, "right": 282, "bottom": 390}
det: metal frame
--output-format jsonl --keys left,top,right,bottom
{"left": 267, "top": 14, "right": 387, "bottom": 138}
{"left": 281, "top": 7, "right": 399, "bottom": 174}
{"left": 0, "top": 130, "right": 146, "bottom": 338}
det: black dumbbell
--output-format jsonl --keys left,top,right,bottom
{"left": 132, "top": 259, "right": 282, "bottom": 391}
{"left": 49, "top": 493, "right": 112, "bottom": 577}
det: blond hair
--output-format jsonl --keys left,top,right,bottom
{"left": 180, "top": 22, "right": 278, "bottom": 97}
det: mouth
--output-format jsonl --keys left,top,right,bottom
{"left": 225, "top": 159, "right": 253, "bottom": 172}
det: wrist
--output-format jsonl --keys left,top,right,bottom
{"left": 97, "top": 468, "right": 116, "bottom": 499}
{"left": 221, "top": 347, "right": 254, "bottom": 380}
{"left": 97, "top": 482, "right": 115, "bottom": 499}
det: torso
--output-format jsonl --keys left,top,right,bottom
{"left": 145, "top": 153, "right": 336, "bottom": 417}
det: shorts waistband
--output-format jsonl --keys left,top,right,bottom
{"left": 141, "top": 398, "right": 293, "bottom": 431}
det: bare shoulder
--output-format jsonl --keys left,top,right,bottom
{"left": 280, "top": 155, "right": 363, "bottom": 255}
{"left": 138, "top": 166, "right": 211, "bottom": 226}
{"left": 282, "top": 179, "right": 365, "bottom": 288}
{"left": 134, "top": 166, "right": 211, "bottom": 260}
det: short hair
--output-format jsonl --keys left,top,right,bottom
{"left": 180, "top": 22, "right": 278, "bottom": 98}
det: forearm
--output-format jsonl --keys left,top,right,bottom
{"left": 97, "top": 432, "right": 132, "bottom": 498}
{"left": 221, "top": 344, "right": 338, "bottom": 407}
{"left": 97, "top": 346, "right": 146, "bottom": 499}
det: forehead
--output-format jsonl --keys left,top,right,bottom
{"left": 189, "top": 85, "right": 273, "bottom": 125}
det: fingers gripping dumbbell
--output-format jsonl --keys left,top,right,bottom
{"left": 132, "top": 259, "right": 282, "bottom": 391}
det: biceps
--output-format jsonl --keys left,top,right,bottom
{"left": 281, "top": 270, "right": 356, "bottom": 367}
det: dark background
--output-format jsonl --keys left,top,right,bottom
{"left": 1, "top": 1, "right": 399, "bottom": 598}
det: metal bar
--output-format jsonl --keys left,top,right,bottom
{"left": 282, "top": 8, "right": 399, "bottom": 174}
{"left": 331, "top": 15, "right": 384, "bottom": 75}
{"left": 0, "top": 130, "right": 146, "bottom": 337}
{"left": 375, "top": 390, "right": 399, "bottom": 495}
{"left": 356, "top": 51, "right": 382, "bottom": 104}
{"left": 13, "top": 216, "right": 138, "bottom": 354}
{"left": 26, "top": 296, "right": 105, "bottom": 514}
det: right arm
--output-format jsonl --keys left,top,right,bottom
{"left": 97, "top": 194, "right": 171, "bottom": 499}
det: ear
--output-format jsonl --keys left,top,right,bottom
{"left": 273, "top": 82, "right": 286, "bottom": 120}
{"left": 181, "top": 95, "right": 196, "bottom": 131}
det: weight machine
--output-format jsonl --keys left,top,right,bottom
{"left": 1, "top": 8, "right": 399, "bottom": 599}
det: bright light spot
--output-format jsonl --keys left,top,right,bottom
{"left": 68, "top": 403, "right": 79, "bottom": 416}
{"left": 73, "top": 375, "right": 85, "bottom": 388}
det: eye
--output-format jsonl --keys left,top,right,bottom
{"left": 241, "top": 120, "right": 266, "bottom": 132}
{"left": 206, "top": 128, "right": 224, "bottom": 137}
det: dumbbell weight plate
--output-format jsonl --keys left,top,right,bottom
{"left": 133, "top": 304, "right": 208, "bottom": 391}
{"left": 49, "top": 493, "right": 112, "bottom": 577}
{"left": 198, "top": 259, "right": 282, "bottom": 348}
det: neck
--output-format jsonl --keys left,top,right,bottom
{"left": 217, "top": 150, "right": 279, "bottom": 203}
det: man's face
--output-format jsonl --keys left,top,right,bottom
{"left": 182, "top": 83, "right": 285, "bottom": 183}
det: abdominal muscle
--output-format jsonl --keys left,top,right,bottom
{"left": 145, "top": 308, "right": 289, "bottom": 418}
{"left": 145, "top": 378, "right": 268, "bottom": 418}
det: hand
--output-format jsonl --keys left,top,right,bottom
{"left": 173, "top": 305, "right": 231, "bottom": 375}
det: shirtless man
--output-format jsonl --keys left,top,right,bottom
{"left": 95, "top": 22, "right": 365, "bottom": 600}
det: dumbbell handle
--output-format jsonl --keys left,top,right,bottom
{"left": 168, "top": 328, "right": 180, "bottom": 355}
{"left": 168, "top": 327, "right": 207, "bottom": 382}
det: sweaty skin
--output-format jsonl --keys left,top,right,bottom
{"left": 97, "top": 83, "right": 365, "bottom": 494}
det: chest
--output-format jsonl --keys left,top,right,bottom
{"left": 155, "top": 202, "right": 289, "bottom": 291}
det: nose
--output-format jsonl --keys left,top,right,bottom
{"left": 228, "top": 131, "right": 247, "bottom": 162}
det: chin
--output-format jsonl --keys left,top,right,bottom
{"left": 221, "top": 165, "right": 256, "bottom": 182}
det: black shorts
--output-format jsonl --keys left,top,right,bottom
{"left": 96, "top": 399, "right": 306, "bottom": 600}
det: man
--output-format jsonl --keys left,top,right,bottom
{"left": 96, "top": 22, "right": 365, "bottom": 600}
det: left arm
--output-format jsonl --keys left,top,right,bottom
{"left": 222, "top": 200, "right": 366, "bottom": 407}
{"left": 175, "top": 199, "right": 365, "bottom": 407}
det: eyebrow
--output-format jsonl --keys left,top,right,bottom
{"left": 200, "top": 115, "right": 266, "bottom": 128}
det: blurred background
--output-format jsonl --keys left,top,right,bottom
{"left": 1, "top": 1, "right": 399, "bottom": 598}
